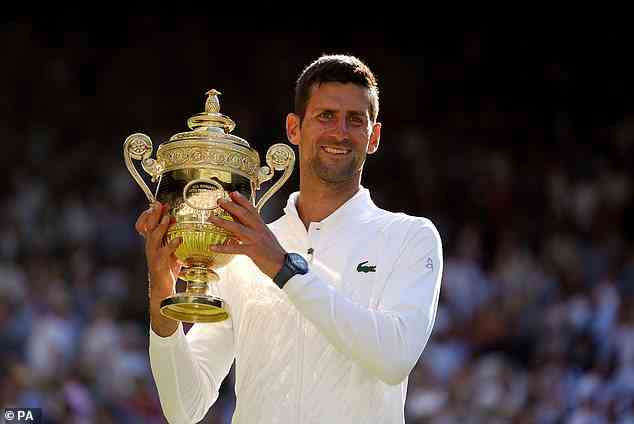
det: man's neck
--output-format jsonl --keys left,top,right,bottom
{"left": 296, "top": 177, "right": 361, "bottom": 229}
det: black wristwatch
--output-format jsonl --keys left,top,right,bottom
{"left": 274, "top": 253, "right": 309, "bottom": 289}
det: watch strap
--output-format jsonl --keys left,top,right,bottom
{"left": 274, "top": 253, "right": 308, "bottom": 289}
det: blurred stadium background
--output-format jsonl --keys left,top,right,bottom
{"left": 1, "top": 13, "right": 633, "bottom": 423}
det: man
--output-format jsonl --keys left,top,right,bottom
{"left": 136, "top": 54, "right": 443, "bottom": 423}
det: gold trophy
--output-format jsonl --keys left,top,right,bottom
{"left": 124, "top": 89, "right": 295, "bottom": 323}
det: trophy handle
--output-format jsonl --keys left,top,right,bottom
{"left": 123, "top": 133, "right": 163, "bottom": 204}
{"left": 255, "top": 143, "right": 296, "bottom": 213}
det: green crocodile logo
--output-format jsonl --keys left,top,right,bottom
{"left": 356, "top": 261, "right": 376, "bottom": 273}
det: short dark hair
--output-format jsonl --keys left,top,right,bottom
{"left": 294, "top": 54, "right": 379, "bottom": 122}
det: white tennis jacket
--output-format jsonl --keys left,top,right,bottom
{"left": 149, "top": 187, "right": 443, "bottom": 423}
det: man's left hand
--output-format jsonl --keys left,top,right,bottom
{"left": 209, "top": 191, "right": 286, "bottom": 279}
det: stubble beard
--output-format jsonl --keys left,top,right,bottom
{"left": 310, "top": 149, "right": 366, "bottom": 185}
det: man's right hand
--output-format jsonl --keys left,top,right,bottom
{"left": 135, "top": 202, "right": 183, "bottom": 337}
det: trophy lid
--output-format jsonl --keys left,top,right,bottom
{"left": 167, "top": 89, "right": 251, "bottom": 148}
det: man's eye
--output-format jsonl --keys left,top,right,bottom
{"left": 349, "top": 116, "right": 364, "bottom": 125}
{"left": 319, "top": 112, "right": 334, "bottom": 120}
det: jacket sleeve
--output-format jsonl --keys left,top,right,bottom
{"left": 149, "top": 319, "right": 235, "bottom": 424}
{"left": 148, "top": 279, "right": 236, "bottom": 424}
{"left": 283, "top": 219, "right": 443, "bottom": 386}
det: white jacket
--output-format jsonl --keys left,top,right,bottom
{"left": 149, "top": 187, "right": 443, "bottom": 423}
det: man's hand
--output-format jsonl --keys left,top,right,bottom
{"left": 135, "top": 202, "right": 183, "bottom": 336}
{"left": 209, "top": 191, "right": 286, "bottom": 279}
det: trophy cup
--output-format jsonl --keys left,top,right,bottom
{"left": 123, "top": 89, "right": 295, "bottom": 323}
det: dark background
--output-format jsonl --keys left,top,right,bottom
{"left": 1, "top": 14, "right": 633, "bottom": 423}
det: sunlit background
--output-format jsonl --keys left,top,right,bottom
{"left": 1, "top": 14, "right": 633, "bottom": 423}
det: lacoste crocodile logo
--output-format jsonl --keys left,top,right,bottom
{"left": 356, "top": 261, "right": 376, "bottom": 273}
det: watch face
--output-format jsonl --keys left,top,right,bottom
{"left": 289, "top": 253, "right": 307, "bottom": 272}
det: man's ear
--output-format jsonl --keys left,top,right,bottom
{"left": 367, "top": 122, "right": 381, "bottom": 154}
{"left": 286, "top": 113, "right": 301, "bottom": 146}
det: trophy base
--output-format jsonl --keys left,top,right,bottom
{"left": 160, "top": 295, "right": 229, "bottom": 323}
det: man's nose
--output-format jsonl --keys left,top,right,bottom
{"left": 331, "top": 117, "right": 350, "bottom": 141}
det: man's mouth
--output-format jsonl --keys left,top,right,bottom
{"left": 321, "top": 146, "right": 351, "bottom": 155}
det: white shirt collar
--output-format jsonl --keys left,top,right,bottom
{"left": 282, "top": 186, "right": 377, "bottom": 232}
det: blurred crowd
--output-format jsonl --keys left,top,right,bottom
{"left": 1, "top": 16, "right": 633, "bottom": 423}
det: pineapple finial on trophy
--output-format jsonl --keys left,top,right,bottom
{"left": 187, "top": 89, "right": 235, "bottom": 133}
{"left": 205, "top": 89, "right": 221, "bottom": 113}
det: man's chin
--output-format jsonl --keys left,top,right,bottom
{"left": 310, "top": 157, "right": 363, "bottom": 184}
{"left": 315, "top": 167, "right": 357, "bottom": 184}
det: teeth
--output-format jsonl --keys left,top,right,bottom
{"left": 323, "top": 146, "right": 348, "bottom": 154}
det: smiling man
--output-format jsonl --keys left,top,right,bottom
{"left": 138, "top": 54, "right": 444, "bottom": 423}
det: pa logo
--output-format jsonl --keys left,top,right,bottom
{"left": 3, "top": 408, "right": 41, "bottom": 423}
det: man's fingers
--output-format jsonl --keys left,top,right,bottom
{"left": 208, "top": 216, "right": 255, "bottom": 240}
{"left": 135, "top": 205, "right": 154, "bottom": 234}
{"left": 145, "top": 203, "right": 166, "bottom": 233}
{"left": 229, "top": 191, "right": 256, "bottom": 212}
{"left": 147, "top": 214, "right": 171, "bottom": 251}
{"left": 135, "top": 202, "right": 163, "bottom": 235}
{"left": 165, "top": 236, "right": 182, "bottom": 255}
{"left": 218, "top": 197, "right": 258, "bottom": 228}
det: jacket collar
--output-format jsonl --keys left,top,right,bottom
{"left": 282, "top": 186, "right": 377, "bottom": 234}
